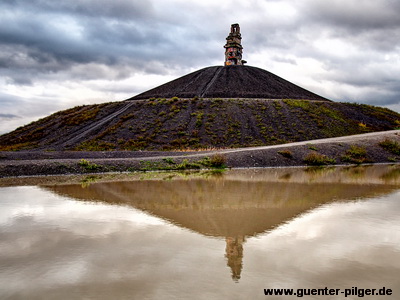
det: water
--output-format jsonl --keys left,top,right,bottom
{"left": 0, "top": 165, "right": 399, "bottom": 299}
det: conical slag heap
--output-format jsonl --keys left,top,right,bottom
{"left": 130, "top": 24, "right": 328, "bottom": 101}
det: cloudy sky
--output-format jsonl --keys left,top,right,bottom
{"left": 1, "top": 0, "right": 400, "bottom": 134}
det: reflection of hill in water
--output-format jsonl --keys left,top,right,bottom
{"left": 43, "top": 165, "right": 400, "bottom": 238}
{"left": 42, "top": 165, "right": 400, "bottom": 281}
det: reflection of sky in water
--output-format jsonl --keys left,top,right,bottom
{"left": 0, "top": 185, "right": 399, "bottom": 299}
{"left": 245, "top": 192, "right": 400, "bottom": 289}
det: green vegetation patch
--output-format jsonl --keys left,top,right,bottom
{"left": 283, "top": 99, "right": 310, "bottom": 110}
{"left": 308, "top": 145, "right": 318, "bottom": 151}
{"left": 201, "top": 154, "right": 227, "bottom": 168}
{"left": 139, "top": 154, "right": 227, "bottom": 171}
{"left": 379, "top": 139, "right": 400, "bottom": 155}
{"left": 78, "top": 159, "right": 102, "bottom": 171}
{"left": 140, "top": 159, "right": 201, "bottom": 171}
{"left": 303, "top": 152, "right": 336, "bottom": 166}
{"left": 64, "top": 106, "right": 100, "bottom": 126}
{"left": 341, "top": 145, "right": 371, "bottom": 164}
{"left": 0, "top": 142, "right": 37, "bottom": 151}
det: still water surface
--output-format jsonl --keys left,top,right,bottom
{"left": 0, "top": 165, "right": 400, "bottom": 299}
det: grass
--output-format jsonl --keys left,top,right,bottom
{"left": 303, "top": 152, "right": 336, "bottom": 166}
{"left": 277, "top": 150, "right": 293, "bottom": 158}
{"left": 379, "top": 139, "right": 400, "bottom": 155}
{"left": 202, "top": 154, "right": 227, "bottom": 168}
{"left": 195, "top": 112, "right": 204, "bottom": 127}
{"left": 283, "top": 99, "right": 310, "bottom": 110}
{"left": 64, "top": 106, "right": 100, "bottom": 126}
{"left": 140, "top": 159, "right": 201, "bottom": 171}
{"left": 78, "top": 159, "right": 102, "bottom": 171}
{"left": 139, "top": 154, "right": 227, "bottom": 171}
{"left": 163, "top": 157, "right": 176, "bottom": 164}
{"left": 0, "top": 142, "right": 36, "bottom": 151}
{"left": 341, "top": 145, "right": 371, "bottom": 164}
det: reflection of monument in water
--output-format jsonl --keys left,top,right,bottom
{"left": 42, "top": 166, "right": 400, "bottom": 281}
{"left": 226, "top": 236, "right": 245, "bottom": 281}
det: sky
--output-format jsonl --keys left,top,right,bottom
{"left": 1, "top": 0, "right": 400, "bottom": 134}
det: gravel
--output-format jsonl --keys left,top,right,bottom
{"left": 1, "top": 130, "right": 399, "bottom": 177}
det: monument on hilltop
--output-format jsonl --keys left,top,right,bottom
{"left": 224, "top": 24, "right": 247, "bottom": 66}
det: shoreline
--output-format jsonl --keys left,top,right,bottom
{"left": 1, "top": 130, "right": 399, "bottom": 178}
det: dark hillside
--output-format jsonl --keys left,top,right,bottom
{"left": 130, "top": 66, "right": 328, "bottom": 101}
{"left": 1, "top": 98, "right": 399, "bottom": 151}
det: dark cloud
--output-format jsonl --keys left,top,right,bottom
{"left": 0, "top": 0, "right": 225, "bottom": 85}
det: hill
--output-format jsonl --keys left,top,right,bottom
{"left": 0, "top": 97, "right": 399, "bottom": 151}
{"left": 129, "top": 65, "right": 328, "bottom": 100}
{"left": 1, "top": 64, "right": 399, "bottom": 152}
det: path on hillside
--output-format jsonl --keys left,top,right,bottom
{"left": 127, "top": 129, "right": 400, "bottom": 161}
{"left": 217, "top": 129, "right": 400, "bottom": 155}
{"left": 57, "top": 101, "right": 136, "bottom": 148}
{"left": 200, "top": 67, "right": 223, "bottom": 97}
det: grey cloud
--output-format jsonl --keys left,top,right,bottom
{"left": 0, "top": 0, "right": 223, "bottom": 84}
{"left": 4, "top": 0, "right": 155, "bottom": 20}
{"left": 294, "top": 0, "right": 400, "bottom": 53}
{"left": 0, "top": 113, "right": 19, "bottom": 119}
{"left": 297, "top": 0, "right": 400, "bottom": 31}
{"left": 0, "top": 92, "right": 66, "bottom": 118}
{"left": 272, "top": 56, "right": 298, "bottom": 65}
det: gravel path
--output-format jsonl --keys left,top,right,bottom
{"left": 1, "top": 130, "right": 399, "bottom": 177}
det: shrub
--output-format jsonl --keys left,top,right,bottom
{"left": 163, "top": 157, "right": 175, "bottom": 164}
{"left": 347, "top": 145, "right": 366, "bottom": 157}
{"left": 209, "top": 154, "right": 227, "bottom": 168}
{"left": 175, "top": 159, "right": 201, "bottom": 170}
{"left": 78, "top": 159, "right": 102, "bottom": 171}
{"left": 196, "top": 154, "right": 227, "bottom": 169}
{"left": 303, "top": 152, "right": 336, "bottom": 166}
{"left": 195, "top": 112, "right": 204, "bottom": 127}
{"left": 341, "top": 145, "right": 370, "bottom": 164}
{"left": 379, "top": 139, "right": 400, "bottom": 155}
{"left": 358, "top": 122, "right": 367, "bottom": 129}
{"left": 277, "top": 150, "right": 293, "bottom": 158}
